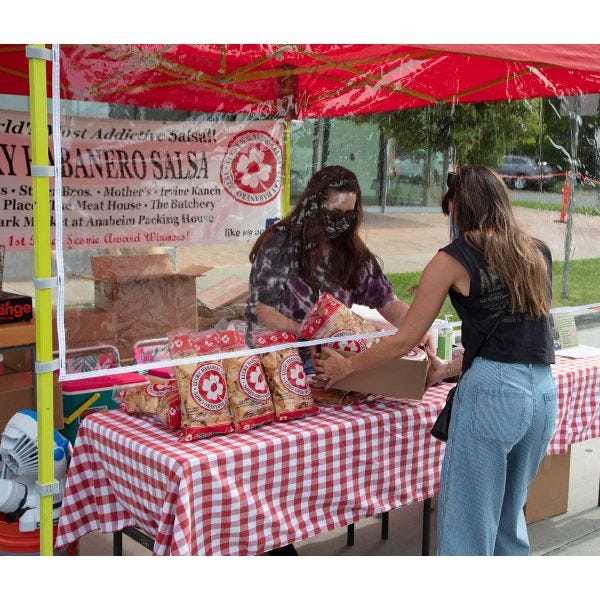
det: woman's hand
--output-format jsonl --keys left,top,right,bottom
{"left": 313, "top": 346, "right": 354, "bottom": 390}
{"left": 425, "top": 349, "right": 463, "bottom": 388}
{"left": 425, "top": 348, "right": 448, "bottom": 388}
{"left": 419, "top": 329, "right": 435, "bottom": 353}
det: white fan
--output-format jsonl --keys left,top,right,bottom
{"left": 0, "top": 410, "right": 72, "bottom": 532}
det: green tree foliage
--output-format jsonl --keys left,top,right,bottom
{"left": 358, "top": 100, "right": 537, "bottom": 167}
{"left": 538, "top": 98, "right": 600, "bottom": 179}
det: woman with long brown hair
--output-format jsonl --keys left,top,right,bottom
{"left": 246, "top": 164, "right": 412, "bottom": 349}
{"left": 315, "top": 165, "right": 558, "bottom": 555}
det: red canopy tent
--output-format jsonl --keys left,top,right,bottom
{"left": 2, "top": 44, "right": 600, "bottom": 117}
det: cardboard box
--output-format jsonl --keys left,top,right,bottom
{"left": 0, "top": 371, "right": 63, "bottom": 431}
{"left": 53, "top": 307, "right": 118, "bottom": 351}
{"left": 1, "top": 320, "right": 36, "bottom": 347}
{"left": 525, "top": 448, "right": 571, "bottom": 524}
{"left": 331, "top": 349, "right": 429, "bottom": 400}
{"left": 197, "top": 276, "right": 249, "bottom": 311}
{"left": 90, "top": 255, "right": 210, "bottom": 350}
{"left": 197, "top": 276, "right": 249, "bottom": 330}
{"left": 0, "top": 291, "right": 33, "bottom": 324}
{"left": 1, "top": 350, "right": 33, "bottom": 374}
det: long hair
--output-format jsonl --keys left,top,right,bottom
{"left": 442, "top": 165, "right": 550, "bottom": 317}
{"left": 249, "top": 165, "right": 375, "bottom": 288}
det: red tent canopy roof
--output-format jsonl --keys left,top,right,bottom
{"left": 2, "top": 44, "right": 600, "bottom": 118}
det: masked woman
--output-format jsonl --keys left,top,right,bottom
{"left": 315, "top": 165, "right": 557, "bottom": 556}
{"left": 246, "top": 164, "right": 414, "bottom": 364}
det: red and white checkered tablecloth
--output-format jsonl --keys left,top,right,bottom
{"left": 548, "top": 355, "right": 600, "bottom": 453}
{"left": 54, "top": 355, "right": 600, "bottom": 555}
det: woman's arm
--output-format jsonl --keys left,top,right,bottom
{"left": 255, "top": 302, "right": 301, "bottom": 336}
{"left": 377, "top": 298, "right": 409, "bottom": 328}
{"left": 247, "top": 229, "right": 299, "bottom": 335}
{"left": 314, "top": 251, "right": 465, "bottom": 388}
{"left": 378, "top": 297, "right": 434, "bottom": 350}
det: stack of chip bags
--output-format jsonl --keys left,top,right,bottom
{"left": 300, "top": 292, "right": 381, "bottom": 405}
{"left": 120, "top": 380, "right": 182, "bottom": 429}
{"left": 300, "top": 292, "right": 380, "bottom": 353}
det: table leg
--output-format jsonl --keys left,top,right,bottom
{"left": 113, "top": 531, "right": 123, "bottom": 556}
{"left": 346, "top": 523, "right": 355, "bottom": 546}
{"left": 113, "top": 527, "right": 154, "bottom": 555}
{"left": 123, "top": 526, "right": 155, "bottom": 552}
{"left": 381, "top": 511, "right": 389, "bottom": 540}
{"left": 422, "top": 498, "right": 432, "bottom": 556}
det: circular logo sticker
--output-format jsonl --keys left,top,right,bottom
{"left": 279, "top": 355, "right": 310, "bottom": 397}
{"left": 190, "top": 363, "right": 227, "bottom": 411}
{"left": 144, "top": 383, "right": 169, "bottom": 398}
{"left": 220, "top": 130, "right": 282, "bottom": 206}
{"left": 329, "top": 329, "right": 368, "bottom": 353}
{"left": 238, "top": 356, "right": 271, "bottom": 402}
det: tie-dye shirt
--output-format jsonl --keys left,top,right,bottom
{"left": 245, "top": 227, "right": 396, "bottom": 335}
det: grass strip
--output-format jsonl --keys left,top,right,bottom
{"left": 388, "top": 257, "right": 600, "bottom": 321}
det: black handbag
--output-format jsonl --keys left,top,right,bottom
{"left": 430, "top": 313, "right": 503, "bottom": 442}
{"left": 430, "top": 384, "right": 457, "bottom": 442}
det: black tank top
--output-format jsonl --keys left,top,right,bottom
{"left": 440, "top": 237, "right": 555, "bottom": 371}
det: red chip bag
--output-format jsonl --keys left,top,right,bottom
{"left": 168, "top": 328, "right": 234, "bottom": 442}
{"left": 252, "top": 330, "right": 318, "bottom": 422}
{"left": 300, "top": 292, "right": 379, "bottom": 353}
{"left": 220, "top": 328, "right": 276, "bottom": 432}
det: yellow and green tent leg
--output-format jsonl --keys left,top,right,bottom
{"left": 282, "top": 118, "right": 292, "bottom": 217}
{"left": 27, "top": 43, "right": 55, "bottom": 556}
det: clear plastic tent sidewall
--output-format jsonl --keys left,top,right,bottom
{"left": 4, "top": 43, "right": 598, "bottom": 379}
{"left": 54, "top": 46, "right": 292, "bottom": 380}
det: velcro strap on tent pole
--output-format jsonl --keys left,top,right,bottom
{"left": 31, "top": 165, "right": 54, "bottom": 177}
{"left": 25, "top": 46, "right": 52, "bottom": 61}
{"left": 35, "top": 480, "right": 60, "bottom": 496}
{"left": 33, "top": 276, "right": 58, "bottom": 289}
{"left": 35, "top": 359, "right": 60, "bottom": 374}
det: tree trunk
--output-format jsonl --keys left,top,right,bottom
{"left": 421, "top": 146, "right": 434, "bottom": 206}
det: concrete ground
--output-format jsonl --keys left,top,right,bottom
{"left": 178, "top": 203, "right": 600, "bottom": 289}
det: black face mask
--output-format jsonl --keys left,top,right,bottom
{"left": 321, "top": 209, "right": 358, "bottom": 239}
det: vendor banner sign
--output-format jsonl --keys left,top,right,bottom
{"left": 0, "top": 110, "right": 283, "bottom": 251}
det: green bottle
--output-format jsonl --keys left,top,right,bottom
{"left": 436, "top": 319, "right": 453, "bottom": 362}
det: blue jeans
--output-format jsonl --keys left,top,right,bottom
{"left": 436, "top": 357, "right": 558, "bottom": 555}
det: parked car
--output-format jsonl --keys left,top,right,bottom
{"left": 497, "top": 155, "right": 559, "bottom": 190}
